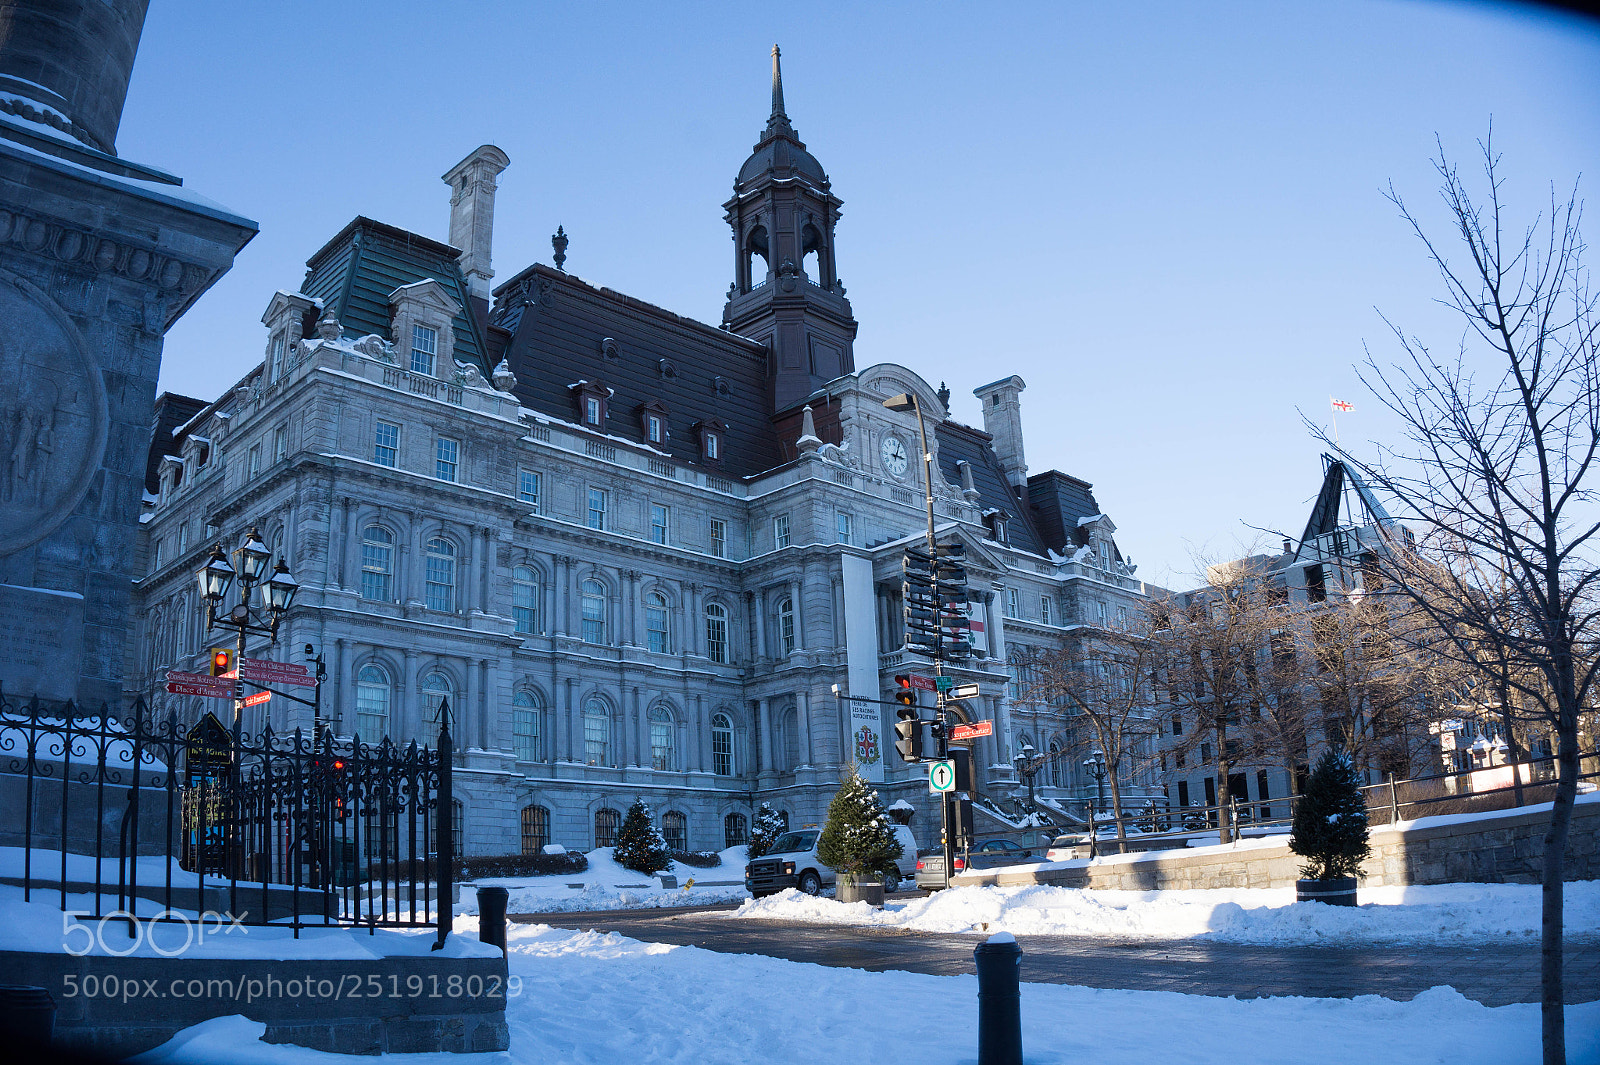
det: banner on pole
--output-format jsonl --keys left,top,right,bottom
{"left": 847, "top": 697, "right": 884, "bottom": 782}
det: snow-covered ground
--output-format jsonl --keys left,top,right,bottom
{"left": 734, "top": 880, "right": 1600, "bottom": 946}
{"left": 458, "top": 846, "right": 750, "bottom": 915}
{"left": 131, "top": 917, "right": 1600, "bottom": 1065}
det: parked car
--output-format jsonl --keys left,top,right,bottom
{"left": 915, "top": 837, "right": 1047, "bottom": 890}
{"left": 743, "top": 824, "right": 919, "bottom": 897}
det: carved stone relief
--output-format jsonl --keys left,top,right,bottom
{"left": 0, "top": 270, "right": 108, "bottom": 556}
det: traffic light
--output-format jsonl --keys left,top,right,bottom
{"left": 208, "top": 648, "right": 235, "bottom": 677}
{"left": 892, "top": 676, "right": 923, "bottom": 762}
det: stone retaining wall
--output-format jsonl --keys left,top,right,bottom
{"left": 952, "top": 796, "right": 1600, "bottom": 892}
{"left": 2, "top": 949, "right": 509, "bottom": 1057}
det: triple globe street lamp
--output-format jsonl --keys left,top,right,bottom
{"left": 197, "top": 526, "right": 300, "bottom": 732}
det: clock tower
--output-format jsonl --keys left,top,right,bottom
{"left": 723, "top": 46, "right": 859, "bottom": 412}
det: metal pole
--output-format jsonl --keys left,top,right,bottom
{"left": 912, "top": 395, "right": 955, "bottom": 888}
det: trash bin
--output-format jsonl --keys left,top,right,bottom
{"left": 0, "top": 985, "right": 55, "bottom": 1047}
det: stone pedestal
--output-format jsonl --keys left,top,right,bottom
{"left": 0, "top": 2, "right": 256, "bottom": 706}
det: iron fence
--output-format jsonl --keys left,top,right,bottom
{"left": 0, "top": 689, "right": 454, "bottom": 943}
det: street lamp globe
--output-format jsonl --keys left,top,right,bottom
{"left": 265, "top": 559, "right": 300, "bottom": 614}
{"left": 198, "top": 546, "right": 236, "bottom": 602}
{"left": 236, "top": 527, "right": 271, "bottom": 583}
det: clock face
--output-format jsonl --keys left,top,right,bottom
{"left": 881, "top": 434, "right": 909, "bottom": 479}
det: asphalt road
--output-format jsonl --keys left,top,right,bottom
{"left": 519, "top": 899, "right": 1600, "bottom": 1006}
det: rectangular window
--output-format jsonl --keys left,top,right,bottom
{"left": 1005, "top": 587, "right": 1019, "bottom": 618}
{"left": 1200, "top": 742, "right": 1212, "bottom": 764}
{"left": 247, "top": 445, "right": 261, "bottom": 479}
{"left": 1177, "top": 780, "right": 1190, "bottom": 807}
{"left": 710, "top": 518, "right": 727, "bottom": 559}
{"left": 650, "top": 503, "right": 669, "bottom": 545}
{"left": 436, "top": 437, "right": 459, "bottom": 482}
{"left": 1117, "top": 605, "right": 1127, "bottom": 628}
{"left": 585, "top": 396, "right": 601, "bottom": 425}
{"left": 270, "top": 335, "right": 286, "bottom": 381}
{"left": 836, "top": 511, "right": 853, "bottom": 545}
{"left": 584, "top": 715, "right": 608, "bottom": 767}
{"left": 518, "top": 468, "right": 540, "bottom": 511}
{"left": 410, "top": 323, "right": 437, "bottom": 375}
{"left": 773, "top": 514, "right": 790, "bottom": 549}
{"left": 373, "top": 421, "right": 399, "bottom": 467}
{"left": 587, "top": 487, "right": 607, "bottom": 531}
{"left": 1097, "top": 600, "right": 1107, "bottom": 623}
{"left": 646, "top": 414, "right": 664, "bottom": 444}
{"left": 177, "top": 522, "right": 188, "bottom": 555}
{"left": 705, "top": 432, "right": 719, "bottom": 460}
{"left": 712, "top": 727, "right": 732, "bottom": 777}
{"left": 1041, "top": 596, "right": 1052, "bottom": 625}
{"left": 273, "top": 424, "right": 288, "bottom": 462}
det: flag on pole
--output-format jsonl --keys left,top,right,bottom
{"left": 1330, "top": 398, "right": 1355, "bottom": 413}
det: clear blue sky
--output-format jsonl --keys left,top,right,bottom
{"left": 118, "top": 0, "right": 1600, "bottom": 589}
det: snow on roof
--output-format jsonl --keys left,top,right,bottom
{"left": 1077, "top": 514, "right": 1107, "bottom": 526}
{"left": 888, "top": 800, "right": 915, "bottom": 811}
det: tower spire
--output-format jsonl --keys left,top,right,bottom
{"left": 763, "top": 44, "right": 796, "bottom": 141}
{"left": 770, "top": 44, "right": 786, "bottom": 119}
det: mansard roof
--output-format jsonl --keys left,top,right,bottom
{"left": 146, "top": 392, "right": 206, "bottom": 493}
{"left": 492, "top": 264, "right": 779, "bottom": 477}
{"left": 1027, "top": 469, "right": 1110, "bottom": 556}
{"left": 932, "top": 420, "right": 1048, "bottom": 556}
{"left": 300, "top": 216, "right": 491, "bottom": 374}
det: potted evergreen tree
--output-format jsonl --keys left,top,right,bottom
{"left": 1290, "top": 749, "right": 1371, "bottom": 906}
{"left": 614, "top": 798, "right": 671, "bottom": 876}
{"left": 817, "top": 764, "right": 903, "bottom": 907}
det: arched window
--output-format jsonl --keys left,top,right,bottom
{"left": 800, "top": 222, "right": 823, "bottom": 283}
{"left": 711, "top": 712, "right": 734, "bottom": 776}
{"left": 745, "top": 224, "right": 769, "bottom": 285}
{"left": 421, "top": 670, "right": 452, "bottom": 726}
{"left": 512, "top": 565, "right": 538, "bottom": 634}
{"left": 520, "top": 805, "right": 549, "bottom": 855}
{"left": 645, "top": 591, "right": 670, "bottom": 654}
{"left": 425, "top": 538, "right": 456, "bottom": 612}
{"left": 778, "top": 597, "right": 795, "bottom": 655}
{"left": 355, "top": 664, "right": 390, "bottom": 739}
{"left": 513, "top": 690, "right": 540, "bottom": 761}
{"left": 779, "top": 706, "right": 799, "bottom": 770}
{"left": 662, "top": 810, "right": 687, "bottom": 852}
{"left": 360, "top": 526, "right": 393, "bottom": 601}
{"left": 1048, "top": 740, "right": 1064, "bottom": 788}
{"left": 649, "top": 706, "right": 675, "bottom": 771}
{"left": 705, "top": 602, "right": 729, "bottom": 664}
{"left": 581, "top": 578, "right": 606, "bottom": 644}
{"left": 594, "top": 807, "right": 620, "bottom": 848}
{"left": 583, "top": 698, "right": 610, "bottom": 766}
{"left": 724, "top": 812, "right": 748, "bottom": 849}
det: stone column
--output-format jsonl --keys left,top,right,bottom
{"left": 686, "top": 581, "right": 702, "bottom": 656}
{"left": 334, "top": 637, "right": 349, "bottom": 732}
{"left": 464, "top": 654, "right": 479, "bottom": 750}
{"left": 481, "top": 656, "right": 498, "bottom": 751}
{"left": 757, "top": 697, "right": 773, "bottom": 772}
{"left": 695, "top": 694, "right": 709, "bottom": 773}
{"left": 627, "top": 685, "right": 642, "bottom": 767}
{"left": 796, "top": 689, "right": 813, "bottom": 768}
{"left": 562, "top": 676, "right": 576, "bottom": 761}
{"left": 340, "top": 498, "right": 356, "bottom": 590}
{"left": 400, "top": 649, "right": 418, "bottom": 742}
{"left": 751, "top": 590, "right": 768, "bottom": 659}
{"left": 789, "top": 579, "right": 804, "bottom": 651}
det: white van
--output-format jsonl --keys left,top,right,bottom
{"left": 743, "top": 824, "right": 919, "bottom": 896}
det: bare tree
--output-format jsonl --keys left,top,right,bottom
{"left": 1326, "top": 135, "right": 1599, "bottom": 1064}
{"left": 1012, "top": 615, "right": 1162, "bottom": 853}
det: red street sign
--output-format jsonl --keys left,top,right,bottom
{"left": 238, "top": 658, "right": 318, "bottom": 687}
{"left": 243, "top": 690, "right": 271, "bottom": 708}
{"left": 165, "top": 671, "right": 234, "bottom": 699}
{"left": 950, "top": 720, "right": 994, "bottom": 742}
{"left": 906, "top": 674, "right": 936, "bottom": 693}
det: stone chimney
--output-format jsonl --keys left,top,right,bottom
{"left": 442, "top": 144, "right": 511, "bottom": 301}
{"left": 973, "top": 375, "right": 1028, "bottom": 489}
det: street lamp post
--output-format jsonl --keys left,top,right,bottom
{"left": 197, "top": 526, "right": 300, "bottom": 738}
{"left": 883, "top": 390, "right": 956, "bottom": 885}
{"left": 1014, "top": 742, "right": 1039, "bottom": 809}
{"left": 1082, "top": 749, "right": 1108, "bottom": 858}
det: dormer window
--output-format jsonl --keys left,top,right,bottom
{"left": 693, "top": 418, "right": 728, "bottom": 466}
{"left": 571, "top": 381, "right": 611, "bottom": 428}
{"left": 637, "top": 400, "right": 671, "bottom": 447}
{"left": 411, "top": 324, "right": 438, "bottom": 375}
{"left": 648, "top": 415, "right": 665, "bottom": 443}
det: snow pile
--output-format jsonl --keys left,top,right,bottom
{"left": 734, "top": 880, "right": 1600, "bottom": 946}
{"left": 131, "top": 917, "right": 1600, "bottom": 1065}
{"left": 460, "top": 846, "right": 750, "bottom": 914}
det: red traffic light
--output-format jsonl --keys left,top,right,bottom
{"left": 208, "top": 648, "right": 234, "bottom": 677}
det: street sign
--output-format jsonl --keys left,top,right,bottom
{"left": 239, "top": 657, "right": 318, "bottom": 687}
{"left": 950, "top": 720, "right": 993, "bottom": 742}
{"left": 950, "top": 684, "right": 981, "bottom": 700}
{"left": 165, "top": 670, "right": 234, "bottom": 699}
{"left": 905, "top": 674, "right": 936, "bottom": 693}
{"left": 243, "top": 690, "right": 272, "bottom": 708}
{"left": 934, "top": 675, "right": 953, "bottom": 692}
{"left": 928, "top": 759, "right": 956, "bottom": 793}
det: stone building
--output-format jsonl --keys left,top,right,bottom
{"left": 130, "top": 52, "right": 1155, "bottom": 855}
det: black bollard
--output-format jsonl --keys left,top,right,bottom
{"left": 0, "top": 985, "right": 56, "bottom": 1047}
{"left": 973, "top": 932, "right": 1022, "bottom": 1065}
{"left": 477, "top": 886, "right": 509, "bottom": 955}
